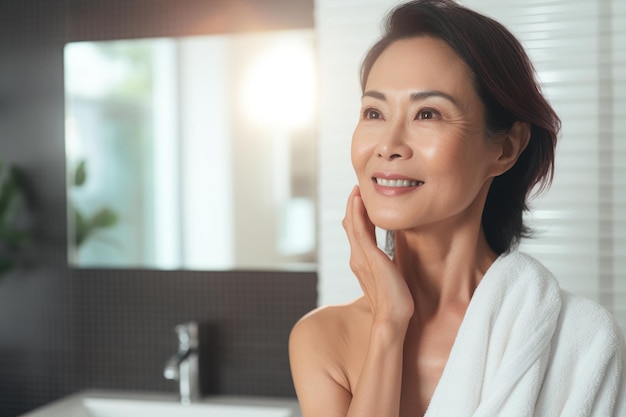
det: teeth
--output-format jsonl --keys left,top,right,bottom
{"left": 375, "top": 178, "right": 422, "bottom": 187}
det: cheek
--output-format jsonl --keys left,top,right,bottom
{"left": 351, "top": 128, "right": 374, "bottom": 175}
{"left": 425, "top": 141, "right": 492, "bottom": 194}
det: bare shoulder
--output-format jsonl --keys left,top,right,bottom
{"left": 289, "top": 297, "right": 370, "bottom": 392}
{"left": 290, "top": 297, "right": 368, "bottom": 352}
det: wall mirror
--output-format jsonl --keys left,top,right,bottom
{"left": 64, "top": 29, "right": 317, "bottom": 271}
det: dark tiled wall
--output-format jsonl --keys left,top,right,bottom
{"left": 0, "top": 1, "right": 317, "bottom": 416}
{"left": 70, "top": 268, "right": 316, "bottom": 396}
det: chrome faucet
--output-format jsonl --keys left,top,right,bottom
{"left": 164, "top": 321, "right": 201, "bottom": 404}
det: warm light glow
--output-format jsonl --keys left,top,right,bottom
{"left": 241, "top": 38, "right": 316, "bottom": 129}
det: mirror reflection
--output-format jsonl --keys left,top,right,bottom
{"left": 64, "top": 29, "right": 317, "bottom": 271}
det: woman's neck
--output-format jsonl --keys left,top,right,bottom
{"left": 392, "top": 223, "right": 497, "bottom": 321}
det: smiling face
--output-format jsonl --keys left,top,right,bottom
{"left": 352, "top": 36, "right": 505, "bottom": 232}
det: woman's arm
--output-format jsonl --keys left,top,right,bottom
{"left": 289, "top": 309, "right": 408, "bottom": 417}
{"left": 289, "top": 310, "right": 353, "bottom": 417}
{"left": 289, "top": 186, "right": 414, "bottom": 417}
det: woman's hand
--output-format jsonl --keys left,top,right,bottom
{"left": 342, "top": 186, "right": 414, "bottom": 328}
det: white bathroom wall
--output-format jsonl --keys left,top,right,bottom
{"left": 315, "top": 0, "right": 400, "bottom": 306}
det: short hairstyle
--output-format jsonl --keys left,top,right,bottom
{"left": 360, "top": 0, "right": 560, "bottom": 254}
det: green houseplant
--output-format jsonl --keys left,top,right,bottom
{"left": 71, "top": 160, "right": 118, "bottom": 249}
{"left": 0, "top": 160, "right": 30, "bottom": 275}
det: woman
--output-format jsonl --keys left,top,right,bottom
{"left": 289, "top": 1, "right": 626, "bottom": 416}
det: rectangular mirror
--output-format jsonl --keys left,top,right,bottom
{"left": 64, "top": 29, "right": 317, "bottom": 271}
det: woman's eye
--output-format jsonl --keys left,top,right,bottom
{"left": 416, "top": 109, "right": 438, "bottom": 120}
{"left": 363, "top": 109, "right": 382, "bottom": 120}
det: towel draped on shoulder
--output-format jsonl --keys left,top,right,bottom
{"left": 425, "top": 251, "right": 626, "bottom": 417}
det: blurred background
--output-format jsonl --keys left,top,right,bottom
{"left": 0, "top": 0, "right": 624, "bottom": 416}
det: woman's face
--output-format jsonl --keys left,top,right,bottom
{"left": 352, "top": 36, "right": 504, "bottom": 232}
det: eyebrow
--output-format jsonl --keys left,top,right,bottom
{"left": 362, "top": 90, "right": 459, "bottom": 107}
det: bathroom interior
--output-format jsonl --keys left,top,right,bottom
{"left": 0, "top": 0, "right": 624, "bottom": 416}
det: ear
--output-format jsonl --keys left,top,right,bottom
{"left": 490, "top": 121, "right": 530, "bottom": 177}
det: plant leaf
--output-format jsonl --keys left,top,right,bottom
{"left": 0, "top": 257, "right": 15, "bottom": 276}
{"left": 75, "top": 209, "right": 90, "bottom": 247}
{"left": 0, "top": 167, "right": 18, "bottom": 225}
{"left": 0, "top": 228, "right": 29, "bottom": 247}
{"left": 90, "top": 207, "right": 118, "bottom": 228}
{"left": 74, "top": 160, "right": 87, "bottom": 187}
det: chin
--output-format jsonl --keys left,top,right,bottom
{"left": 367, "top": 211, "right": 411, "bottom": 232}
{"left": 361, "top": 192, "right": 423, "bottom": 231}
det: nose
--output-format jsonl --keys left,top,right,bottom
{"left": 376, "top": 127, "right": 413, "bottom": 161}
{"left": 378, "top": 147, "right": 403, "bottom": 160}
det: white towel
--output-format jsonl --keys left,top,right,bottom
{"left": 424, "top": 251, "right": 626, "bottom": 417}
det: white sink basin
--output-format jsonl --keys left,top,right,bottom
{"left": 20, "top": 390, "right": 301, "bottom": 417}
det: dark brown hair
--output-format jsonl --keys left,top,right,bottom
{"left": 361, "top": 0, "right": 560, "bottom": 254}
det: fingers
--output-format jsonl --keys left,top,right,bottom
{"left": 342, "top": 185, "right": 360, "bottom": 227}
{"left": 341, "top": 186, "right": 358, "bottom": 244}
{"left": 351, "top": 192, "right": 376, "bottom": 249}
{"left": 343, "top": 186, "right": 383, "bottom": 277}
{"left": 343, "top": 186, "right": 376, "bottom": 251}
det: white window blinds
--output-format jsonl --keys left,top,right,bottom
{"left": 464, "top": 0, "right": 626, "bottom": 335}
